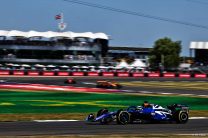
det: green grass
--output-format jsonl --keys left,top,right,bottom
{"left": 0, "top": 90, "right": 207, "bottom": 114}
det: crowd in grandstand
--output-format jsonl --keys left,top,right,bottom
{"left": 63, "top": 55, "right": 96, "bottom": 60}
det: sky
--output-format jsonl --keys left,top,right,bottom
{"left": 0, "top": 0, "right": 208, "bottom": 56}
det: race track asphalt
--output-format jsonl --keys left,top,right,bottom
{"left": 0, "top": 119, "right": 207, "bottom": 136}
{"left": 0, "top": 76, "right": 207, "bottom": 136}
{"left": 1, "top": 76, "right": 208, "bottom": 96}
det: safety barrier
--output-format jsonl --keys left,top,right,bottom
{"left": 117, "top": 72, "right": 129, "bottom": 77}
{"left": 57, "top": 71, "right": 69, "bottom": 76}
{"left": 28, "top": 71, "right": 39, "bottom": 76}
{"left": 13, "top": 71, "right": 25, "bottom": 76}
{"left": 194, "top": 74, "right": 207, "bottom": 78}
{"left": 148, "top": 73, "right": 160, "bottom": 77}
{"left": 87, "top": 72, "right": 99, "bottom": 76}
{"left": 102, "top": 72, "right": 114, "bottom": 77}
{"left": 0, "top": 70, "right": 208, "bottom": 78}
{"left": 163, "top": 73, "right": 175, "bottom": 78}
{"left": 0, "top": 70, "right": 10, "bottom": 75}
{"left": 72, "top": 72, "right": 84, "bottom": 76}
{"left": 132, "top": 73, "right": 145, "bottom": 77}
{"left": 178, "top": 74, "right": 191, "bottom": 78}
{"left": 42, "top": 71, "right": 55, "bottom": 76}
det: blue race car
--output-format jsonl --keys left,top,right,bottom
{"left": 86, "top": 103, "right": 189, "bottom": 125}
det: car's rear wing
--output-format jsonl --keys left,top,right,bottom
{"left": 167, "top": 104, "right": 189, "bottom": 112}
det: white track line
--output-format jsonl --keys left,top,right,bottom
{"left": 177, "top": 133, "right": 208, "bottom": 136}
{"left": 139, "top": 91, "right": 153, "bottom": 94}
{"left": 123, "top": 90, "right": 134, "bottom": 92}
{"left": 34, "top": 120, "right": 79, "bottom": 122}
{"left": 161, "top": 93, "right": 172, "bottom": 95}
{"left": 137, "top": 90, "right": 208, "bottom": 97}
{"left": 33, "top": 117, "right": 208, "bottom": 122}
{"left": 197, "top": 81, "right": 206, "bottom": 82}
{"left": 189, "top": 117, "right": 208, "bottom": 119}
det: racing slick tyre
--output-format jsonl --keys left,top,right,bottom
{"left": 96, "top": 85, "right": 102, "bottom": 88}
{"left": 117, "top": 110, "right": 130, "bottom": 125}
{"left": 86, "top": 113, "right": 95, "bottom": 122}
{"left": 116, "top": 85, "right": 122, "bottom": 89}
{"left": 126, "top": 106, "right": 137, "bottom": 123}
{"left": 175, "top": 111, "right": 189, "bottom": 124}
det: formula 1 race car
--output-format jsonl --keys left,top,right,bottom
{"left": 86, "top": 103, "right": 189, "bottom": 125}
{"left": 64, "top": 78, "right": 76, "bottom": 84}
{"left": 96, "top": 80, "right": 122, "bottom": 89}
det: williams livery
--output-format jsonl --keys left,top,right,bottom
{"left": 86, "top": 103, "right": 189, "bottom": 125}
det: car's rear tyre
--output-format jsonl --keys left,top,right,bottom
{"left": 176, "top": 111, "right": 189, "bottom": 124}
{"left": 96, "top": 85, "right": 100, "bottom": 88}
{"left": 117, "top": 85, "right": 122, "bottom": 89}
{"left": 117, "top": 110, "right": 130, "bottom": 125}
{"left": 97, "top": 84, "right": 104, "bottom": 88}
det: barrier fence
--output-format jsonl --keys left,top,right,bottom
{"left": 0, "top": 70, "right": 207, "bottom": 78}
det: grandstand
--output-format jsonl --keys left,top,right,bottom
{"left": 190, "top": 42, "right": 208, "bottom": 64}
{"left": 0, "top": 30, "right": 109, "bottom": 65}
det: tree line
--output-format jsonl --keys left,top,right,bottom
{"left": 149, "top": 37, "right": 182, "bottom": 71}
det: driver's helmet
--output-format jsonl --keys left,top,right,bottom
{"left": 143, "top": 101, "right": 150, "bottom": 107}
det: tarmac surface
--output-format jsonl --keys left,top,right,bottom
{"left": 0, "top": 120, "right": 207, "bottom": 136}
{"left": 1, "top": 76, "right": 208, "bottom": 96}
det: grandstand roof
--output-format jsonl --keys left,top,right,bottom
{"left": 190, "top": 42, "right": 208, "bottom": 49}
{"left": 0, "top": 30, "right": 108, "bottom": 40}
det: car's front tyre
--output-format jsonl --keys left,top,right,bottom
{"left": 86, "top": 113, "right": 95, "bottom": 122}
{"left": 117, "top": 110, "right": 130, "bottom": 125}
